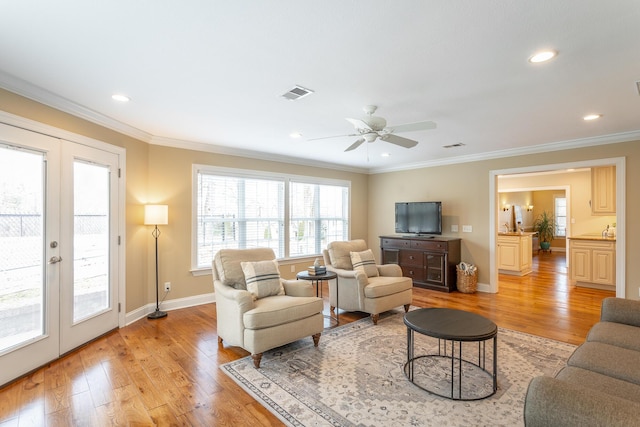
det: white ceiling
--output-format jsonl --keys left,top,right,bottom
{"left": 1, "top": 1, "right": 639, "bottom": 173}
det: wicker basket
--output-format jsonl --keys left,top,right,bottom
{"left": 456, "top": 265, "right": 478, "bottom": 293}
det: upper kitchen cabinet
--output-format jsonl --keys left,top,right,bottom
{"left": 591, "top": 166, "right": 616, "bottom": 215}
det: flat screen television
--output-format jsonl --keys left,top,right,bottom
{"left": 395, "top": 201, "right": 442, "bottom": 235}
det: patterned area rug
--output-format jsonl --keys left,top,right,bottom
{"left": 220, "top": 309, "right": 576, "bottom": 426}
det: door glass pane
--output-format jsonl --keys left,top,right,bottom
{"left": 0, "top": 146, "right": 45, "bottom": 352}
{"left": 73, "top": 161, "right": 110, "bottom": 322}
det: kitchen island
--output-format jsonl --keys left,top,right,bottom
{"left": 497, "top": 232, "right": 536, "bottom": 276}
{"left": 568, "top": 235, "right": 616, "bottom": 289}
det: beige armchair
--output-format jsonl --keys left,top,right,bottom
{"left": 323, "top": 239, "right": 412, "bottom": 324}
{"left": 213, "top": 248, "right": 324, "bottom": 368}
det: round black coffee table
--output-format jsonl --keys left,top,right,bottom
{"left": 403, "top": 308, "right": 498, "bottom": 400}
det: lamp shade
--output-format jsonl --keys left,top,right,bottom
{"left": 144, "top": 204, "right": 168, "bottom": 225}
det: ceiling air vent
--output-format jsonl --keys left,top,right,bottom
{"left": 443, "top": 142, "right": 466, "bottom": 149}
{"left": 281, "top": 85, "right": 314, "bottom": 101}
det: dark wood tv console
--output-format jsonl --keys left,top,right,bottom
{"left": 380, "top": 235, "right": 461, "bottom": 292}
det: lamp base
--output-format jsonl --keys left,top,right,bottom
{"left": 147, "top": 309, "right": 168, "bottom": 319}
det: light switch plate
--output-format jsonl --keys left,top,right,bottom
{"left": 451, "top": 225, "right": 459, "bottom": 232}
{"left": 462, "top": 225, "right": 472, "bottom": 233}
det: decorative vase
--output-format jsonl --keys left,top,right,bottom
{"left": 540, "top": 241, "right": 551, "bottom": 250}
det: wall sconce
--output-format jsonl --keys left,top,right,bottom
{"left": 527, "top": 205, "right": 534, "bottom": 212}
{"left": 502, "top": 204, "right": 511, "bottom": 212}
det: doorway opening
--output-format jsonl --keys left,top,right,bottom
{"left": 489, "top": 157, "right": 625, "bottom": 297}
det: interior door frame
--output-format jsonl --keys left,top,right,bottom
{"left": 0, "top": 110, "right": 127, "bottom": 328}
{"left": 489, "top": 157, "right": 626, "bottom": 297}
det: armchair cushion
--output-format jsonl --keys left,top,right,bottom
{"left": 350, "top": 249, "right": 379, "bottom": 278}
{"left": 327, "top": 239, "right": 368, "bottom": 270}
{"left": 241, "top": 260, "right": 285, "bottom": 300}
{"left": 214, "top": 247, "right": 276, "bottom": 289}
{"left": 364, "top": 275, "right": 413, "bottom": 298}
{"left": 243, "top": 295, "right": 323, "bottom": 329}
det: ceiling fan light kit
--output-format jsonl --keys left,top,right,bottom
{"left": 312, "top": 105, "right": 437, "bottom": 152}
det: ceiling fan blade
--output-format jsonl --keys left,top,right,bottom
{"left": 345, "top": 117, "right": 373, "bottom": 131}
{"left": 307, "top": 133, "right": 359, "bottom": 141}
{"left": 387, "top": 120, "right": 437, "bottom": 133}
{"left": 380, "top": 134, "right": 419, "bottom": 149}
{"left": 344, "top": 138, "right": 365, "bottom": 152}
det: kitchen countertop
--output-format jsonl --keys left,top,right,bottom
{"left": 568, "top": 234, "right": 616, "bottom": 242}
{"left": 497, "top": 232, "right": 537, "bottom": 236}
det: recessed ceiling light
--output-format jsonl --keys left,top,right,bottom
{"left": 528, "top": 50, "right": 557, "bottom": 63}
{"left": 289, "top": 132, "right": 302, "bottom": 138}
{"left": 583, "top": 114, "right": 602, "bottom": 121}
{"left": 111, "top": 94, "right": 130, "bottom": 102}
{"left": 381, "top": 152, "right": 390, "bottom": 157}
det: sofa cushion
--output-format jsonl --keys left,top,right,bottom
{"left": 555, "top": 366, "right": 640, "bottom": 404}
{"left": 363, "top": 275, "right": 412, "bottom": 298}
{"left": 350, "top": 249, "right": 379, "bottom": 278}
{"left": 327, "top": 239, "right": 368, "bottom": 270}
{"left": 567, "top": 341, "right": 640, "bottom": 385}
{"left": 587, "top": 321, "right": 640, "bottom": 352}
{"left": 241, "top": 260, "right": 284, "bottom": 300}
{"left": 243, "top": 295, "right": 324, "bottom": 329}
{"left": 214, "top": 248, "right": 276, "bottom": 290}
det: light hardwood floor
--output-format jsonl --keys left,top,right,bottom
{"left": 0, "top": 252, "right": 614, "bottom": 426}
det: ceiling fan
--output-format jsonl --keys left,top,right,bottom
{"left": 309, "top": 105, "right": 436, "bottom": 152}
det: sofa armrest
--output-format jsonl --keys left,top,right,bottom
{"left": 524, "top": 376, "right": 640, "bottom": 427}
{"left": 282, "top": 279, "right": 315, "bottom": 297}
{"left": 601, "top": 297, "right": 640, "bottom": 327}
{"left": 377, "top": 263, "right": 403, "bottom": 277}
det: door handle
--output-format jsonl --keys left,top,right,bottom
{"left": 48, "top": 256, "right": 62, "bottom": 264}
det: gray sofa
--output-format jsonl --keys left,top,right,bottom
{"left": 524, "top": 297, "right": 640, "bottom": 426}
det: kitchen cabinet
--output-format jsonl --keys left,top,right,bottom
{"left": 497, "top": 233, "right": 533, "bottom": 276}
{"left": 569, "top": 237, "right": 615, "bottom": 289}
{"left": 380, "top": 235, "right": 461, "bottom": 292}
{"left": 591, "top": 166, "right": 616, "bottom": 214}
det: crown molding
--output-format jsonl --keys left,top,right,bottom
{"left": 2, "top": 70, "right": 638, "bottom": 176}
{"left": 0, "top": 70, "right": 152, "bottom": 143}
{"left": 367, "top": 130, "right": 640, "bottom": 174}
{"left": 150, "top": 136, "right": 369, "bottom": 174}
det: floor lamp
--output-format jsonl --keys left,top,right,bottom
{"left": 144, "top": 204, "right": 169, "bottom": 319}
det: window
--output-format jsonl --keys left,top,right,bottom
{"left": 289, "top": 181, "right": 349, "bottom": 257}
{"left": 193, "top": 166, "right": 349, "bottom": 270}
{"left": 554, "top": 197, "right": 566, "bottom": 237}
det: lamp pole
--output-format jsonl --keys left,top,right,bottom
{"left": 144, "top": 204, "right": 168, "bottom": 320}
{"left": 148, "top": 224, "right": 167, "bottom": 319}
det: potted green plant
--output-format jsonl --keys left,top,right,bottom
{"left": 533, "top": 210, "right": 555, "bottom": 251}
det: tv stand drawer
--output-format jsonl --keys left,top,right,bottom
{"left": 399, "top": 250, "right": 423, "bottom": 266}
{"left": 411, "top": 240, "right": 447, "bottom": 251}
{"left": 381, "top": 238, "right": 411, "bottom": 249}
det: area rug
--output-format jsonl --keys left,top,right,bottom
{"left": 220, "top": 309, "right": 576, "bottom": 426}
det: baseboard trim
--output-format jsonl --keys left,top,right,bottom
{"left": 476, "top": 282, "right": 492, "bottom": 293}
{"left": 125, "top": 292, "right": 216, "bottom": 326}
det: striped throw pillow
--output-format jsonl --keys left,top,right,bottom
{"left": 241, "top": 260, "right": 285, "bottom": 300}
{"left": 350, "top": 249, "right": 379, "bottom": 278}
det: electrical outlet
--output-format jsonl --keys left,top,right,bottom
{"left": 451, "top": 225, "right": 459, "bottom": 232}
{"left": 290, "top": 265, "right": 295, "bottom": 273}
{"left": 164, "top": 282, "right": 171, "bottom": 292}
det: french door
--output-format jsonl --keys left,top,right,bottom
{"left": 0, "top": 123, "right": 121, "bottom": 386}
